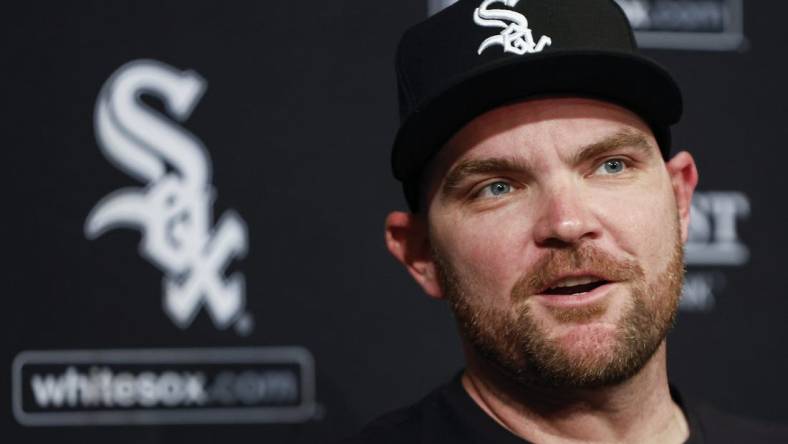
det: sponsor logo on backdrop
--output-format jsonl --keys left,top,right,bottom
{"left": 681, "top": 191, "right": 750, "bottom": 312}
{"left": 473, "top": 0, "right": 552, "bottom": 55}
{"left": 86, "top": 60, "right": 250, "bottom": 333}
{"left": 13, "top": 348, "right": 317, "bottom": 426}
{"left": 429, "top": 0, "right": 744, "bottom": 50}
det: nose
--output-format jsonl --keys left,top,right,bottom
{"left": 532, "top": 180, "right": 602, "bottom": 248}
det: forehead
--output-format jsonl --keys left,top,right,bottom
{"left": 424, "top": 97, "right": 656, "bottom": 184}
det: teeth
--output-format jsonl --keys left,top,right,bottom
{"left": 551, "top": 276, "right": 599, "bottom": 289}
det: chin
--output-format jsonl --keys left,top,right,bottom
{"left": 552, "top": 322, "right": 619, "bottom": 354}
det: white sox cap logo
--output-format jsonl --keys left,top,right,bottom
{"left": 473, "top": 0, "right": 552, "bottom": 55}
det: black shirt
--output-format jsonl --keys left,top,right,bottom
{"left": 342, "top": 373, "right": 788, "bottom": 443}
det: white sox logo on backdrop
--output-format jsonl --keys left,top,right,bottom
{"left": 474, "top": 0, "right": 552, "bottom": 55}
{"left": 86, "top": 59, "right": 251, "bottom": 333}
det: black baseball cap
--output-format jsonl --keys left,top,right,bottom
{"left": 392, "top": 0, "right": 683, "bottom": 211}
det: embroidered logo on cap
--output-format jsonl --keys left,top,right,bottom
{"left": 474, "top": 0, "right": 552, "bottom": 55}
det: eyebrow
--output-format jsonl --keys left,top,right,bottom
{"left": 441, "top": 130, "right": 654, "bottom": 193}
{"left": 442, "top": 157, "right": 530, "bottom": 191}
{"left": 571, "top": 129, "right": 654, "bottom": 165}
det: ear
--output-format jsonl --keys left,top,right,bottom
{"left": 384, "top": 211, "right": 444, "bottom": 299}
{"left": 665, "top": 151, "right": 699, "bottom": 243}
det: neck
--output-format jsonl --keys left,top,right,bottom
{"left": 462, "top": 342, "right": 689, "bottom": 444}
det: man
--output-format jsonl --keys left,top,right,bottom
{"left": 345, "top": 0, "right": 787, "bottom": 443}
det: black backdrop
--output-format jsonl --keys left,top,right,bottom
{"left": 2, "top": 1, "right": 786, "bottom": 443}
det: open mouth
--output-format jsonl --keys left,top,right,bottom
{"left": 541, "top": 277, "right": 609, "bottom": 296}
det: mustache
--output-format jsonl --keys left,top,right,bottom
{"left": 512, "top": 245, "right": 644, "bottom": 299}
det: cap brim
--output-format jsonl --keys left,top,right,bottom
{"left": 391, "top": 50, "right": 682, "bottom": 187}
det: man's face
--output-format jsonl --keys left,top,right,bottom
{"left": 419, "top": 98, "right": 693, "bottom": 389}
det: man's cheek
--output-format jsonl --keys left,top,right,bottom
{"left": 610, "top": 193, "right": 677, "bottom": 263}
{"left": 461, "top": 236, "right": 527, "bottom": 294}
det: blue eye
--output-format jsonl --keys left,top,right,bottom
{"left": 479, "top": 181, "right": 512, "bottom": 198}
{"left": 598, "top": 159, "right": 626, "bottom": 175}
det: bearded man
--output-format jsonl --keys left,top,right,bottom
{"left": 343, "top": 0, "right": 788, "bottom": 442}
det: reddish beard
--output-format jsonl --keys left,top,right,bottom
{"left": 435, "top": 236, "right": 684, "bottom": 389}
